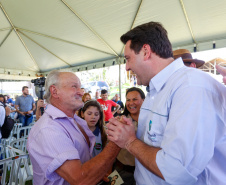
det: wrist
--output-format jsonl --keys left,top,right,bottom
{"left": 125, "top": 138, "right": 137, "bottom": 151}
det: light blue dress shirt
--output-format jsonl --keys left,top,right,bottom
{"left": 134, "top": 58, "right": 226, "bottom": 185}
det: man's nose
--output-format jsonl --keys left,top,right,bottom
{"left": 126, "top": 62, "right": 130, "bottom": 71}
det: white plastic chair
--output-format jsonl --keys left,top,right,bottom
{"left": 1, "top": 130, "right": 14, "bottom": 147}
{"left": 10, "top": 138, "right": 28, "bottom": 153}
{"left": 2, "top": 146, "right": 33, "bottom": 185}
{"left": 0, "top": 154, "right": 32, "bottom": 185}
{"left": 1, "top": 123, "right": 24, "bottom": 147}
{"left": 13, "top": 123, "right": 23, "bottom": 136}
{"left": 0, "top": 144, "right": 7, "bottom": 159}
{"left": 16, "top": 126, "right": 32, "bottom": 139}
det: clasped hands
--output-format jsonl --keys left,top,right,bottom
{"left": 106, "top": 116, "right": 137, "bottom": 149}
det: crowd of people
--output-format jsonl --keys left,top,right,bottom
{"left": 0, "top": 21, "right": 226, "bottom": 185}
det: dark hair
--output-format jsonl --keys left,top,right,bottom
{"left": 120, "top": 21, "right": 173, "bottom": 58}
{"left": 121, "top": 87, "right": 145, "bottom": 117}
{"left": 101, "top": 89, "right": 108, "bottom": 94}
{"left": 111, "top": 180, "right": 116, "bottom": 185}
{"left": 0, "top": 94, "right": 6, "bottom": 106}
{"left": 22, "top": 86, "right": 28, "bottom": 91}
{"left": 113, "top": 175, "right": 118, "bottom": 179}
{"left": 78, "top": 100, "right": 107, "bottom": 148}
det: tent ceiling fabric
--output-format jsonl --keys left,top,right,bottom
{"left": 1, "top": 0, "right": 226, "bottom": 80}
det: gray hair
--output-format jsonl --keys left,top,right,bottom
{"left": 44, "top": 70, "right": 61, "bottom": 104}
{"left": 44, "top": 69, "right": 75, "bottom": 103}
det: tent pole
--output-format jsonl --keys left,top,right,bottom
{"left": 119, "top": 59, "right": 122, "bottom": 100}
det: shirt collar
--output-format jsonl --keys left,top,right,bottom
{"left": 149, "top": 58, "right": 184, "bottom": 92}
{"left": 45, "top": 104, "right": 87, "bottom": 125}
{"left": 93, "top": 125, "right": 100, "bottom": 136}
{"left": 45, "top": 104, "right": 84, "bottom": 123}
{"left": 45, "top": 104, "right": 68, "bottom": 119}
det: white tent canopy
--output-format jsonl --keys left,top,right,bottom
{"left": 1, "top": 0, "right": 226, "bottom": 80}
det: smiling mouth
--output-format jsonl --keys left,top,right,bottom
{"left": 128, "top": 107, "right": 137, "bottom": 110}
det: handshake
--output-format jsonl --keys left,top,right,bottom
{"left": 105, "top": 116, "right": 137, "bottom": 149}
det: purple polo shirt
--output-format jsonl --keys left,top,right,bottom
{"left": 27, "top": 104, "right": 95, "bottom": 185}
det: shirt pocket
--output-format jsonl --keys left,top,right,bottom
{"left": 144, "top": 113, "right": 168, "bottom": 147}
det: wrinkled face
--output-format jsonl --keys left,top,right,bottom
{"left": 126, "top": 91, "right": 144, "bottom": 115}
{"left": 124, "top": 40, "right": 146, "bottom": 86}
{"left": 100, "top": 93, "right": 108, "bottom": 101}
{"left": 56, "top": 72, "right": 84, "bottom": 111}
{"left": 82, "top": 106, "right": 100, "bottom": 128}
{"left": 84, "top": 95, "right": 91, "bottom": 102}
{"left": 22, "top": 88, "right": 29, "bottom": 96}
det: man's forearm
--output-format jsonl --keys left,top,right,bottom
{"left": 80, "top": 141, "right": 120, "bottom": 184}
{"left": 15, "top": 105, "right": 21, "bottom": 113}
{"left": 32, "top": 104, "right": 36, "bottom": 111}
{"left": 56, "top": 141, "right": 120, "bottom": 185}
{"left": 112, "top": 105, "right": 120, "bottom": 115}
{"left": 126, "top": 139, "right": 164, "bottom": 180}
{"left": 115, "top": 105, "right": 120, "bottom": 112}
{"left": 36, "top": 109, "right": 41, "bottom": 121}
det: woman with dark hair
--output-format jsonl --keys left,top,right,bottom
{"left": 121, "top": 87, "right": 145, "bottom": 121}
{"left": 78, "top": 100, "right": 110, "bottom": 184}
{"left": 115, "top": 87, "right": 145, "bottom": 185}
{"left": 78, "top": 100, "right": 107, "bottom": 157}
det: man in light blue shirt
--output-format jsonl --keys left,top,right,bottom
{"left": 106, "top": 22, "right": 226, "bottom": 185}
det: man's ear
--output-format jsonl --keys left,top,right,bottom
{"left": 143, "top": 44, "right": 151, "bottom": 60}
{"left": 190, "top": 62, "right": 196, "bottom": 68}
{"left": 50, "top": 85, "right": 59, "bottom": 99}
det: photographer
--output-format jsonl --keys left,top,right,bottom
{"left": 36, "top": 99, "right": 47, "bottom": 120}
{"left": 31, "top": 77, "right": 46, "bottom": 120}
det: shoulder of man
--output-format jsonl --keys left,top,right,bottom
{"left": 97, "top": 99, "right": 103, "bottom": 103}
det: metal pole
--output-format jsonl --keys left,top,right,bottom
{"left": 119, "top": 61, "right": 122, "bottom": 99}
{"left": 214, "top": 60, "right": 217, "bottom": 75}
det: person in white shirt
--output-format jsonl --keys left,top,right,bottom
{"left": 106, "top": 21, "right": 226, "bottom": 185}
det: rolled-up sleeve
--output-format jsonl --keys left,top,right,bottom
{"left": 156, "top": 86, "right": 222, "bottom": 184}
{"left": 28, "top": 126, "right": 80, "bottom": 182}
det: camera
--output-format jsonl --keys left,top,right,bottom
{"left": 31, "top": 77, "right": 46, "bottom": 87}
{"left": 31, "top": 77, "right": 46, "bottom": 115}
{"left": 31, "top": 77, "right": 46, "bottom": 99}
